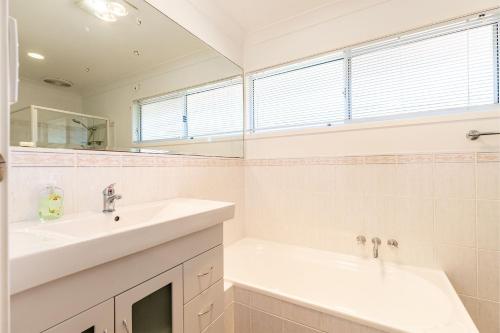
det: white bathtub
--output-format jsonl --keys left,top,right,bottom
{"left": 224, "top": 238, "right": 478, "bottom": 333}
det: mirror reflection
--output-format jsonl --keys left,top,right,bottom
{"left": 10, "top": 0, "right": 244, "bottom": 157}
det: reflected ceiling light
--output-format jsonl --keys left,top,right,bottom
{"left": 94, "top": 10, "right": 117, "bottom": 22}
{"left": 27, "top": 52, "right": 45, "bottom": 60}
{"left": 79, "top": 0, "right": 129, "bottom": 22}
{"left": 108, "top": 2, "right": 128, "bottom": 17}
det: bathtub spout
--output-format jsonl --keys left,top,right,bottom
{"left": 371, "top": 237, "right": 381, "bottom": 258}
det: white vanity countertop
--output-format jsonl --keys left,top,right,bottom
{"left": 10, "top": 198, "right": 234, "bottom": 294}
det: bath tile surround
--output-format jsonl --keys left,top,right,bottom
{"left": 9, "top": 148, "right": 500, "bottom": 332}
{"left": 244, "top": 152, "right": 500, "bottom": 333}
{"left": 227, "top": 285, "right": 387, "bottom": 333}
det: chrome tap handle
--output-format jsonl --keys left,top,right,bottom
{"left": 356, "top": 235, "right": 366, "bottom": 245}
{"left": 103, "top": 183, "right": 116, "bottom": 196}
{"left": 387, "top": 239, "right": 399, "bottom": 248}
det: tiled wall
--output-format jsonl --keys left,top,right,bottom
{"left": 8, "top": 148, "right": 245, "bottom": 245}
{"left": 8, "top": 148, "right": 500, "bottom": 332}
{"left": 244, "top": 152, "right": 500, "bottom": 333}
{"left": 228, "top": 285, "right": 386, "bottom": 333}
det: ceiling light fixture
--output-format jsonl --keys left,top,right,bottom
{"left": 78, "top": 0, "right": 129, "bottom": 22}
{"left": 27, "top": 52, "right": 45, "bottom": 60}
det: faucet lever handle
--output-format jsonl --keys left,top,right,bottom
{"left": 387, "top": 239, "right": 399, "bottom": 248}
{"left": 103, "top": 183, "right": 116, "bottom": 196}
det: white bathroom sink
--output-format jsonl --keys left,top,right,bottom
{"left": 10, "top": 198, "right": 234, "bottom": 294}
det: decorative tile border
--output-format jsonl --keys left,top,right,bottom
{"left": 10, "top": 151, "right": 75, "bottom": 167}
{"left": 10, "top": 148, "right": 243, "bottom": 168}
{"left": 397, "top": 154, "right": 434, "bottom": 164}
{"left": 477, "top": 152, "right": 500, "bottom": 162}
{"left": 76, "top": 153, "right": 121, "bottom": 167}
{"left": 434, "top": 153, "right": 476, "bottom": 163}
{"left": 10, "top": 148, "right": 500, "bottom": 168}
{"left": 245, "top": 152, "right": 500, "bottom": 167}
{"left": 364, "top": 155, "right": 397, "bottom": 164}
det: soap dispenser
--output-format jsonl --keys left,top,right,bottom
{"left": 38, "top": 185, "right": 64, "bottom": 221}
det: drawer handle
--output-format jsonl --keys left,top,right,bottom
{"left": 197, "top": 303, "right": 214, "bottom": 317}
{"left": 122, "top": 319, "right": 131, "bottom": 333}
{"left": 197, "top": 266, "right": 214, "bottom": 278}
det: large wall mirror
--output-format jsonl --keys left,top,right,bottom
{"left": 9, "top": 0, "right": 244, "bottom": 157}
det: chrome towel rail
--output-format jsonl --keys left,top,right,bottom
{"left": 466, "top": 130, "right": 500, "bottom": 140}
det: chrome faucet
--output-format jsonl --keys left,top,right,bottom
{"left": 371, "top": 237, "right": 381, "bottom": 258}
{"left": 103, "top": 183, "right": 122, "bottom": 213}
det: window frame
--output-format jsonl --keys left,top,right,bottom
{"left": 247, "top": 13, "right": 500, "bottom": 133}
{"left": 133, "top": 76, "right": 243, "bottom": 144}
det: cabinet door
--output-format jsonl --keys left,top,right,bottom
{"left": 43, "top": 299, "right": 114, "bottom": 333}
{"left": 115, "top": 266, "right": 183, "bottom": 333}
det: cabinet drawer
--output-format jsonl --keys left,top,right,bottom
{"left": 184, "top": 279, "right": 224, "bottom": 333}
{"left": 183, "top": 245, "right": 223, "bottom": 302}
{"left": 42, "top": 299, "right": 114, "bottom": 333}
{"left": 203, "top": 313, "right": 224, "bottom": 333}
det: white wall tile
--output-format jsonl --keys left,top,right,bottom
{"left": 433, "top": 163, "right": 475, "bottom": 199}
{"left": 477, "top": 162, "right": 500, "bottom": 200}
{"left": 477, "top": 200, "right": 500, "bottom": 251}
{"left": 476, "top": 299, "right": 500, "bottom": 333}
{"left": 225, "top": 303, "right": 235, "bottom": 333}
{"left": 281, "top": 302, "right": 322, "bottom": 330}
{"left": 395, "top": 163, "right": 433, "bottom": 198}
{"left": 251, "top": 308, "right": 283, "bottom": 333}
{"left": 435, "top": 199, "right": 476, "bottom": 247}
{"left": 234, "top": 303, "right": 251, "bottom": 333}
{"left": 394, "top": 197, "right": 434, "bottom": 243}
{"left": 437, "top": 245, "right": 477, "bottom": 296}
{"left": 251, "top": 292, "right": 282, "bottom": 317}
{"left": 284, "top": 320, "right": 322, "bottom": 333}
{"left": 477, "top": 250, "right": 500, "bottom": 302}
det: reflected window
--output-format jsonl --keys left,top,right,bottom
{"left": 134, "top": 77, "right": 243, "bottom": 143}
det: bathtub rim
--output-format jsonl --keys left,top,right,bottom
{"left": 224, "top": 237, "right": 478, "bottom": 333}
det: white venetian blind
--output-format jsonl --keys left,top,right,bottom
{"left": 251, "top": 58, "right": 346, "bottom": 131}
{"left": 187, "top": 83, "right": 243, "bottom": 137}
{"left": 139, "top": 96, "right": 184, "bottom": 141}
{"left": 351, "top": 24, "right": 497, "bottom": 119}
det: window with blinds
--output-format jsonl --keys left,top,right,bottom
{"left": 134, "top": 78, "right": 243, "bottom": 143}
{"left": 251, "top": 57, "right": 345, "bottom": 131}
{"left": 351, "top": 24, "right": 497, "bottom": 119}
{"left": 247, "top": 16, "right": 500, "bottom": 133}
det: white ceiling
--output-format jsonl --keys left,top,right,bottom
{"left": 205, "top": 0, "right": 342, "bottom": 32}
{"left": 11, "top": 0, "right": 215, "bottom": 93}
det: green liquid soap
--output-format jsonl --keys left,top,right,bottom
{"left": 38, "top": 185, "right": 64, "bottom": 221}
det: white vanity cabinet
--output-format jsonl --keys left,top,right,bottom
{"left": 11, "top": 224, "right": 226, "bottom": 333}
{"left": 42, "top": 299, "right": 114, "bottom": 333}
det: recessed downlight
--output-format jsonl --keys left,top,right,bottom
{"left": 27, "top": 52, "right": 45, "bottom": 60}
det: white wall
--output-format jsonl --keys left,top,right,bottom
{"left": 244, "top": 0, "right": 500, "bottom": 71}
{"left": 11, "top": 79, "right": 83, "bottom": 113}
{"left": 146, "top": 0, "right": 244, "bottom": 66}
{"left": 245, "top": 107, "right": 500, "bottom": 159}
